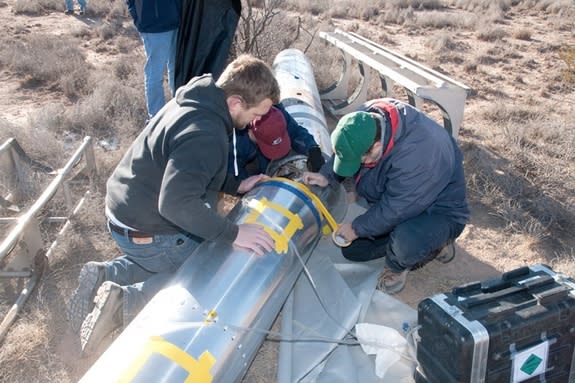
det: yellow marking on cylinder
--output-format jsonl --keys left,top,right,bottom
{"left": 204, "top": 309, "right": 217, "bottom": 323}
{"left": 120, "top": 336, "right": 216, "bottom": 383}
{"left": 245, "top": 197, "right": 303, "bottom": 253}
{"left": 269, "top": 177, "right": 339, "bottom": 233}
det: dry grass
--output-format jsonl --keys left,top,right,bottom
{"left": 0, "top": 0, "right": 574, "bottom": 382}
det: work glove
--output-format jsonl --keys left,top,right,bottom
{"left": 307, "top": 146, "right": 325, "bottom": 172}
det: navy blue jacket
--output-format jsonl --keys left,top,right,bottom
{"left": 126, "top": 0, "right": 181, "bottom": 33}
{"left": 227, "top": 104, "right": 319, "bottom": 180}
{"left": 321, "top": 98, "right": 470, "bottom": 238}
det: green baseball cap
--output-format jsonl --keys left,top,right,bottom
{"left": 331, "top": 111, "right": 377, "bottom": 176}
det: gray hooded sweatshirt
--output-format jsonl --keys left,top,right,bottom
{"left": 106, "top": 74, "right": 240, "bottom": 243}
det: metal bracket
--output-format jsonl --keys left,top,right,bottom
{"left": 319, "top": 29, "right": 472, "bottom": 138}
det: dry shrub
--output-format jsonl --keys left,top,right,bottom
{"left": 12, "top": 0, "right": 60, "bottom": 15}
{"left": 304, "top": 39, "right": 345, "bottom": 91}
{"left": 0, "top": 308, "right": 49, "bottom": 364}
{"left": 425, "top": 31, "right": 468, "bottom": 54}
{"left": 287, "top": 0, "right": 329, "bottom": 15}
{"left": 234, "top": 2, "right": 302, "bottom": 62}
{"left": 475, "top": 103, "right": 575, "bottom": 243}
{"left": 327, "top": 5, "right": 349, "bottom": 19}
{"left": 377, "top": 7, "right": 415, "bottom": 25}
{"left": 415, "top": 11, "right": 463, "bottom": 29}
{"left": 474, "top": 53, "right": 500, "bottom": 66}
{"left": 559, "top": 45, "right": 575, "bottom": 84}
{"left": 71, "top": 25, "right": 94, "bottom": 40}
{"left": 477, "top": 26, "right": 507, "bottom": 41}
{"left": 27, "top": 60, "right": 145, "bottom": 141}
{"left": 552, "top": 250, "right": 575, "bottom": 277}
{"left": 0, "top": 34, "right": 89, "bottom": 93}
{"left": 512, "top": 28, "right": 531, "bottom": 41}
{"left": 66, "top": 77, "right": 146, "bottom": 139}
{"left": 60, "top": 68, "right": 91, "bottom": 100}
{"left": 384, "top": 0, "right": 444, "bottom": 10}
{"left": 0, "top": 116, "right": 64, "bottom": 171}
{"left": 514, "top": 0, "right": 575, "bottom": 17}
{"left": 452, "top": 0, "right": 511, "bottom": 13}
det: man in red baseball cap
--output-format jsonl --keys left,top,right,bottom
{"left": 227, "top": 104, "right": 325, "bottom": 181}
{"left": 249, "top": 105, "right": 291, "bottom": 160}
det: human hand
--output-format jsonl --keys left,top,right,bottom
{"left": 234, "top": 223, "right": 274, "bottom": 256}
{"left": 335, "top": 222, "right": 358, "bottom": 243}
{"left": 238, "top": 174, "right": 269, "bottom": 194}
{"left": 302, "top": 171, "right": 329, "bottom": 187}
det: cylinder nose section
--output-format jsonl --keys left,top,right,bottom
{"left": 273, "top": 49, "right": 332, "bottom": 158}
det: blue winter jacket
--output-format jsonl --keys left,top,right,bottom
{"left": 126, "top": 0, "right": 181, "bottom": 33}
{"left": 321, "top": 98, "right": 470, "bottom": 238}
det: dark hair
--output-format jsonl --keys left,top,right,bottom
{"left": 216, "top": 54, "right": 280, "bottom": 106}
{"left": 366, "top": 114, "right": 382, "bottom": 152}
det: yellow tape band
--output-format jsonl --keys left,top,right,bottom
{"left": 244, "top": 197, "right": 303, "bottom": 253}
{"left": 268, "top": 177, "right": 339, "bottom": 233}
{"left": 120, "top": 336, "right": 216, "bottom": 383}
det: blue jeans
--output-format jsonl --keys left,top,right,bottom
{"left": 341, "top": 213, "right": 465, "bottom": 272}
{"left": 104, "top": 223, "right": 202, "bottom": 323}
{"left": 65, "top": 0, "right": 86, "bottom": 10}
{"left": 141, "top": 29, "right": 178, "bottom": 118}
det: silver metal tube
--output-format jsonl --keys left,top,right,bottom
{"left": 273, "top": 49, "right": 332, "bottom": 157}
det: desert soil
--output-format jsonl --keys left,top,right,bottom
{"left": 0, "top": 1, "right": 574, "bottom": 383}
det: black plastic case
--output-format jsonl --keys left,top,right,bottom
{"left": 415, "top": 264, "right": 575, "bottom": 383}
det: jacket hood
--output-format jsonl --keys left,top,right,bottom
{"left": 175, "top": 74, "right": 233, "bottom": 135}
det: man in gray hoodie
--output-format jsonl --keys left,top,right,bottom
{"left": 68, "top": 54, "right": 280, "bottom": 353}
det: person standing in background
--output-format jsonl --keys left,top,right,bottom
{"left": 174, "top": 0, "right": 242, "bottom": 89}
{"left": 64, "top": 0, "right": 86, "bottom": 15}
{"left": 126, "top": 0, "right": 182, "bottom": 119}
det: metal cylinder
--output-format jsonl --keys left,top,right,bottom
{"left": 81, "top": 178, "right": 345, "bottom": 383}
{"left": 273, "top": 48, "right": 332, "bottom": 157}
{"left": 80, "top": 49, "right": 345, "bottom": 383}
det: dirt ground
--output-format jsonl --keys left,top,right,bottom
{"left": 0, "top": 1, "right": 574, "bottom": 382}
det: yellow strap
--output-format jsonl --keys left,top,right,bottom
{"left": 268, "top": 177, "right": 339, "bottom": 233}
{"left": 244, "top": 197, "right": 303, "bottom": 253}
{"left": 120, "top": 336, "right": 216, "bottom": 383}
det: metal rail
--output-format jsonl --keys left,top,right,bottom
{"left": 0, "top": 136, "right": 97, "bottom": 341}
{"left": 319, "top": 29, "right": 472, "bottom": 137}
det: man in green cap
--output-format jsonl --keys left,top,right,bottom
{"left": 303, "top": 98, "right": 469, "bottom": 294}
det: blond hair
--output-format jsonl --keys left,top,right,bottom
{"left": 216, "top": 54, "right": 280, "bottom": 107}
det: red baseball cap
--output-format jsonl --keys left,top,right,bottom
{"left": 250, "top": 106, "right": 291, "bottom": 160}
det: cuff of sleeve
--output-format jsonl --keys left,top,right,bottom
{"left": 219, "top": 220, "right": 240, "bottom": 243}
{"left": 221, "top": 175, "right": 242, "bottom": 196}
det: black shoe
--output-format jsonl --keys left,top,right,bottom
{"left": 64, "top": 9, "right": 74, "bottom": 15}
{"left": 79, "top": 8, "right": 85, "bottom": 15}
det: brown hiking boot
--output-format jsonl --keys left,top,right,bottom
{"left": 80, "top": 281, "right": 123, "bottom": 354}
{"left": 376, "top": 268, "right": 409, "bottom": 294}
{"left": 435, "top": 242, "right": 456, "bottom": 264}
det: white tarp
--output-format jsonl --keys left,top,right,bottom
{"left": 277, "top": 202, "right": 418, "bottom": 383}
